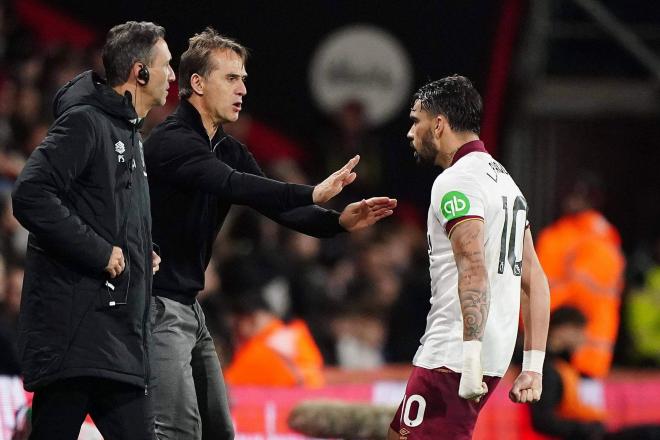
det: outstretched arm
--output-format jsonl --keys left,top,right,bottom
{"left": 449, "top": 219, "right": 490, "bottom": 402}
{"left": 509, "top": 227, "right": 550, "bottom": 403}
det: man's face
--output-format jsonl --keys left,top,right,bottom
{"left": 144, "top": 38, "right": 175, "bottom": 109}
{"left": 202, "top": 49, "right": 247, "bottom": 124}
{"left": 407, "top": 100, "right": 438, "bottom": 165}
{"left": 550, "top": 324, "right": 586, "bottom": 355}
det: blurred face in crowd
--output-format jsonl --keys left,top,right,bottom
{"left": 200, "top": 49, "right": 247, "bottom": 125}
{"left": 141, "top": 38, "right": 175, "bottom": 110}
{"left": 407, "top": 100, "right": 439, "bottom": 165}
{"left": 549, "top": 323, "right": 586, "bottom": 356}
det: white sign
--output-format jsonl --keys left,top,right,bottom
{"left": 308, "top": 24, "right": 413, "bottom": 126}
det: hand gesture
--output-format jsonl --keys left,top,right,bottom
{"left": 105, "top": 246, "right": 125, "bottom": 279}
{"left": 338, "top": 197, "right": 397, "bottom": 231}
{"left": 152, "top": 251, "right": 161, "bottom": 274}
{"left": 509, "top": 371, "right": 542, "bottom": 403}
{"left": 312, "top": 155, "right": 359, "bottom": 204}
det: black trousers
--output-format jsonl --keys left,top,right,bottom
{"left": 29, "top": 377, "right": 155, "bottom": 440}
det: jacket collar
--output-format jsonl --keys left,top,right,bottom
{"left": 175, "top": 99, "right": 226, "bottom": 145}
{"left": 451, "top": 140, "right": 488, "bottom": 166}
{"left": 53, "top": 70, "right": 138, "bottom": 122}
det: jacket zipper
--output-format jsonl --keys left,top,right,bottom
{"left": 132, "top": 124, "right": 151, "bottom": 396}
{"left": 210, "top": 135, "right": 226, "bottom": 152}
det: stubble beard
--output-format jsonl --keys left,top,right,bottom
{"left": 415, "top": 130, "right": 437, "bottom": 166}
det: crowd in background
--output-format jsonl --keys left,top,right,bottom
{"left": 1, "top": 0, "right": 659, "bottom": 386}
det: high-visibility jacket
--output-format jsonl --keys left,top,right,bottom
{"left": 225, "top": 319, "right": 324, "bottom": 387}
{"left": 626, "top": 266, "right": 660, "bottom": 363}
{"left": 554, "top": 359, "right": 607, "bottom": 422}
{"left": 537, "top": 210, "right": 625, "bottom": 378}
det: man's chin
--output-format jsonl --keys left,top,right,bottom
{"left": 414, "top": 152, "right": 435, "bottom": 167}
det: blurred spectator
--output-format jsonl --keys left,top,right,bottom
{"left": 280, "top": 229, "right": 335, "bottom": 359}
{"left": 225, "top": 293, "right": 324, "bottom": 387}
{"left": 0, "top": 251, "right": 25, "bottom": 440}
{"left": 1, "top": 192, "right": 28, "bottom": 263}
{"left": 531, "top": 307, "right": 607, "bottom": 439}
{"left": 532, "top": 307, "right": 660, "bottom": 440}
{"left": 224, "top": 111, "right": 308, "bottom": 166}
{"left": 384, "top": 220, "right": 431, "bottom": 363}
{"left": 537, "top": 173, "right": 625, "bottom": 379}
{"left": 10, "top": 86, "right": 42, "bottom": 143}
{"left": 625, "top": 236, "right": 660, "bottom": 366}
{"left": 316, "top": 100, "right": 384, "bottom": 204}
{"left": 332, "top": 305, "right": 386, "bottom": 369}
{"left": 0, "top": 253, "right": 20, "bottom": 375}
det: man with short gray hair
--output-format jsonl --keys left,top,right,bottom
{"left": 12, "top": 21, "right": 174, "bottom": 439}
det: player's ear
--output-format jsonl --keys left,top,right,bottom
{"left": 433, "top": 115, "right": 445, "bottom": 138}
{"left": 190, "top": 73, "right": 204, "bottom": 96}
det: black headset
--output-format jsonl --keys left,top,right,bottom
{"left": 137, "top": 64, "right": 150, "bottom": 85}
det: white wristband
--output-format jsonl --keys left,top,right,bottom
{"left": 463, "top": 340, "right": 482, "bottom": 362}
{"left": 522, "top": 350, "right": 545, "bottom": 374}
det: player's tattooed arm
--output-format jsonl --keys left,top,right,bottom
{"left": 450, "top": 219, "right": 489, "bottom": 341}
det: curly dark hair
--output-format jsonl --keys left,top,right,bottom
{"left": 413, "top": 75, "right": 482, "bottom": 135}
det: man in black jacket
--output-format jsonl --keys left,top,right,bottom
{"left": 11, "top": 21, "right": 175, "bottom": 439}
{"left": 144, "top": 28, "right": 396, "bottom": 439}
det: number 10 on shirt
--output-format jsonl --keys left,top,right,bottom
{"left": 498, "top": 195, "right": 527, "bottom": 276}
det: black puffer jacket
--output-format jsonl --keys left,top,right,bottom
{"left": 12, "top": 71, "right": 153, "bottom": 391}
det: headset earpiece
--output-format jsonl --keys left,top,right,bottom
{"left": 137, "top": 65, "right": 150, "bottom": 85}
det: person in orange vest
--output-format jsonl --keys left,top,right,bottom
{"left": 537, "top": 174, "right": 625, "bottom": 379}
{"left": 531, "top": 307, "right": 660, "bottom": 440}
{"left": 531, "top": 307, "right": 606, "bottom": 439}
{"left": 225, "top": 294, "right": 324, "bottom": 388}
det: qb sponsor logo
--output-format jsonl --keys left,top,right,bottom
{"left": 441, "top": 191, "right": 470, "bottom": 220}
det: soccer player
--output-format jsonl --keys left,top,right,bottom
{"left": 388, "top": 75, "right": 550, "bottom": 439}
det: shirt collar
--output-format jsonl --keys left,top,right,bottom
{"left": 176, "top": 99, "right": 226, "bottom": 144}
{"left": 450, "top": 140, "right": 488, "bottom": 166}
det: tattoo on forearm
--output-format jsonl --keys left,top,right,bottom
{"left": 456, "top": 251, "right": 489, "bottom": 341}
{"left": 452, "top": 222, "right": 489, "bottom": 341}
{"left": 460, "top": 288, "right": 489, "bottom": 340}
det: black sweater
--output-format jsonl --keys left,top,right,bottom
{"left": 144, "top": 100, "right": 345, "bottom": 304}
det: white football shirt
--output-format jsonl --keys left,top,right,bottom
{"left": 412, "top": 140, "right": 527, "bottom": 377}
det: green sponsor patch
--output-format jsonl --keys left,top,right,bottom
{"left": 440, "top": 191, "right": 470, "bottom": 220}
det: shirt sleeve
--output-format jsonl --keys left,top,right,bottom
{"left": 431, "top": 171, "right": 485, "bottom": 238}
{"left": 12, "top": 109, "right": 113, "bottom": 273}
{"left": 237, "top": 145, "right": 345, "bottom": 238}
{"left": 145, "top": 131, "right": 314, "bottom": 211}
